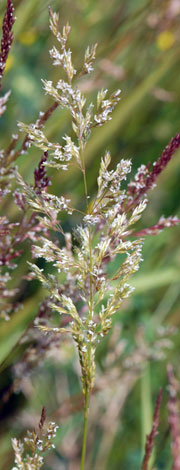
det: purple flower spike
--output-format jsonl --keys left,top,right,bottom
{"left": 142, "top": 388, "right": 162, "bottom": 470}
{"left": 144, "top": 133, "right": 180, "bottom": 193}
{"left": 0, "top": 0, "right": 15, "bottom": 88}
{"left": 34, "top": 151, "right": 50, "bottom": 192}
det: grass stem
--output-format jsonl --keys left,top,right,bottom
{"left": 80, "top": 389, "right": 90, "bottom": 470}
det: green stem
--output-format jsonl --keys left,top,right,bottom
{"left": 80, "top": 226, "right": 93, "bottom": 468}
{"left": 80, "top": 389, "right": 90, "bottom": 470}
{"left": 79, "top": 137, "right": 93, "bottom": 470}
{"left": 141, "top": 363, "right": 153, "bottom": 463}
{"left": 82, "top": 167, "right": 88, "bottom": 202}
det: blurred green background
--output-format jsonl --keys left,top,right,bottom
{"left": 0, "top": 0, "right": 180, "bottom": 469}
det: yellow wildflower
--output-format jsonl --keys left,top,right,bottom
{"left": 156, "top": 31, "right": 175, "bottom": 50}
{"left": 18, "top": 29, "right": 37, "bottom": 46}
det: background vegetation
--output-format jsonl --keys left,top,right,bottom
{"left": 0, "top": 0, "right": 180, "bottom": 468}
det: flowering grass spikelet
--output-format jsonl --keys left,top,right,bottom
{"left": 11, "top": 408, "right": 59, "bottom": 470}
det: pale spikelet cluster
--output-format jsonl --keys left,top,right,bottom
{"left": 0, "top": 90, "right": 11, "bottom": 117}
{"left": 82, "top": 43, "right": 97, "bottom": 75}
{"left": 49, "top": 8, "right": 75, "bottom": 82}
{"left": 18, "top": 8, "right": 121, "bottom": 175}
{"left": 94, "top": 89, "right": 121, "bottom": 125}
{"left": 11, "top": 408, "right": 58, "bottom": 470}
{"left": 14, "top": 10, "right": 180, "bottom": 399}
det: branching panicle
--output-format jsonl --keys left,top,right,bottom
{"left": 14, "top": 13, "right": 180, "bottom": 413}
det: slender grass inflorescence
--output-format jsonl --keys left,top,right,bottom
{"left": 142, "top": 389, "right": 162, "bottom": 470}
{"left": 167, "top": 365, "right": 180, "bottom": 470}
{"left": 141, "top": 368, "right": 180, "bottom": 470}
{"left": 0, "top": 0, "right": 15, "bottom": 88}
{"left": 0, "top": 0, "right": 15, "bottom": 118}
{"left": 128, "top": 133, "right": 180, "bottom": 201}
{"left": 11, "top": 407, "right": 59, "bottom": 470}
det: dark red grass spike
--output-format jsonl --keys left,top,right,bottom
{"left": 128, "top": 133, "right": 180, "bottom": 212}
{"left": 140, "top": 133, "right": 180, "bottom": 197}
{"left": 145, "top": 133, "right": 180, "bottom": 189}
{"left": 167, "top": 365, "right": 180, "bottom": 470}
{"left": 34, "top": 151, "right": 50, "bottom": 192}
{"left": 39, "top": 406, "right": 46, "bottom": 432}
{"left": 134, "top": 216, "right": 180, "bottom": 237}
{"left": 142, "top": 388, "right": 162, "bottom": 470}
{"left": 0, "top": 0, "right": 15, "bottom": 88}
{"left": 126, "top": 133, "right": 180, "bottom": 215}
